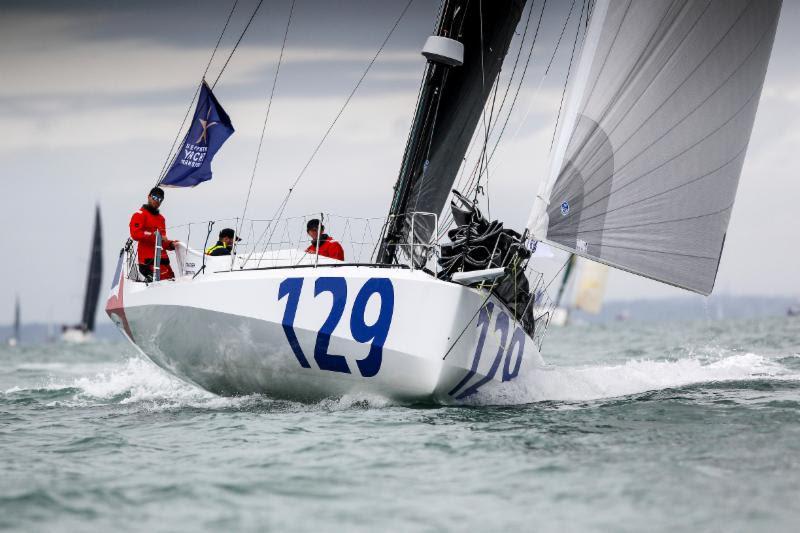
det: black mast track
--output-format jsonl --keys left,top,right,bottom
{"left": 377, "top": 0, "right": 527, "bottom": 267}
{"left": 81, "top": 205, "right": 103, "bottom": 332}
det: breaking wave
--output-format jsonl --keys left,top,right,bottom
{"left": 483, "top": 352, "right": 800, "bottom": 405}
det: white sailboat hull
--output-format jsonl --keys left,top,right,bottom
{"left": 549, "top": 307, "right": 569, "bottom": 327}
{"left": 107, "top": 259, "right": 544, "bottom": 404}
{"left": 61, "top": 329, "right": 94, "bottom": 344}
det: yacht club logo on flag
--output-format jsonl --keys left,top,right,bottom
{"left": 161, "top": 81, "right": 234, "bottom": 187}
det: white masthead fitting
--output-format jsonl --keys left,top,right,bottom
{"left": 421, "top": 36, "right": 464, "bottom": 67}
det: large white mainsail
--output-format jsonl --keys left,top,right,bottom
{"left": 528, "top": 0, "right": 782, "bottom": 295}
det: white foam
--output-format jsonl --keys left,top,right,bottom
{"left": 48, "top": 358, "right": 394, "bottom": 412}
{"left": 72, "top": 358, "right": 209, "bottom": 403}
{"left": 35, "top": 357, "right": 236, "bottom": 410}
{"left": 479, "top": 352, "right": 800, "bottom": 405}
{"left": 316, "top": 393, "right": 396, "bottom": 411}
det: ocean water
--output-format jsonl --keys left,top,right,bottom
{"left": 2, "top": 317, "right": 799, "bottom": 532}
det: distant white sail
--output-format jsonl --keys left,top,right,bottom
{"left": 528, "top": 0, "right": 782, "bottom": 295}
{"left": 573, "top": 259, "right": 608, "bottom": 315}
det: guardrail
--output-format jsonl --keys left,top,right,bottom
{"left": 127, "top": 212, "right": 555, "bottom": 347}
{"left": 161, "top": 211, "right": 441, "bottom": 273}
{"left": 524, "top": 267, "right": 556, "bottom": 350}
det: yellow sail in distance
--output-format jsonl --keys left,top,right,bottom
{"left": 574, "top": 259, "right": 609, "bottom": 315}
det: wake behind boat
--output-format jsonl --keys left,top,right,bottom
{"left": 107, "top": 0, "right": 782, "bottom": 404}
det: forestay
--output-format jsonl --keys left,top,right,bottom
{"left": 528, "top": 0, "right": 782, "bottom": 295}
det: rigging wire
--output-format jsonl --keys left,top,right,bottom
{"left": 441, "top": 288, "right": 495, "bottom": 361}
{"left": 243, "top": 0, "right": 416, "bottom": 267}
{"left": 475, "top": 0, "right": 548, "bottom": 175}
{"left": 487, "top": 0, "right": 580, "bottom": 168}
{"left": 443, "top": 0, "right": 586, "bottom": 233}
{"left": 474, "top": 0, "right": 491, "bottom": 216}
{"left": 450, "top": 0, "right": 582, "bottom": 212}
{"left": 158, "top": 0, "right": 265, "bottom": 185}
{"left": 478, "top": 0, "right": 543, "bottom": 213}
{"left": 233, "top": 0, "right": 296, "bottom": 260}
{"left": 543, "top": 252, "right": 574, "bottom": 293}
{"left": 211, "top": 0, "right": 266, "bottom": 89}
{"left": 549, "top": 0, "right": 588, "bottom": 150}
{"left": 442, "top": 0, "right": 551, "bottom": 230}
{"left": 155, "top": 0, "right": 240, "bottom": 184}
{"left": 453, "top": 0, "right": 538, "bottom": 205}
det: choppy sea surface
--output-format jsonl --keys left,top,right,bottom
{"left": 2, "top": 316, "right": 800, "bottom": 532}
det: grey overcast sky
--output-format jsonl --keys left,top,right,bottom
{"left": 1, "top": 0, "right": 798, "bottom": 325}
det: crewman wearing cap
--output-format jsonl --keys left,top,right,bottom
{"left": 129, "top": 186, "right": 177, "bottom": 281}
{"left": 206, "top": 228, "right": 240, "bottom": 256}
{"left": 305, "top": 219, "right": 345, "bottom": 261}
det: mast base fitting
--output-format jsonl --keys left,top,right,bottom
{"left": 421, "top": 36, "right": 464, "bottom": 67}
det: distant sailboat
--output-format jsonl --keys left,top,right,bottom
{"left": 7, "top": 295, "right": 20, "bottom": 347}
{"left": 550, "top": 255, "right": 609, "bottom": 326}
{"left": 63, "top": 205, "right": 103, "bottom": 343}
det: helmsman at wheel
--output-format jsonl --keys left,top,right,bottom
{"left": 129, "top": 187, "right": 178, "bottom": 281}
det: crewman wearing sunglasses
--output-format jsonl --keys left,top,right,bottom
{"left": 129, "top": 186, "right": 178, "bottom": 281}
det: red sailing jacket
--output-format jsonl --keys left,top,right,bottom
{"left": 306, "top": 235, "right": 345, "bottom": 261}
{"left": 130, "top": 204, "right": 170, "bottom": 264}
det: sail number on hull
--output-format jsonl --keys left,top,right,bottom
{"left": 448, "top": 302, "right": 525, "bottom": 400}
{"left": 278, "top": 277, "right": 394, "bottom": 377}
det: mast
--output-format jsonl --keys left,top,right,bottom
{"left": 554, "top": 254, "right": 576, "bottom": 308}
{"left": 378, "top": 0, "right": 527, "bottom": 266}
{"left": 13, "top": 295, "right": 20, "bottom": 342}
{"left": 81, "top": 205, "right": 103, "bottom": 332}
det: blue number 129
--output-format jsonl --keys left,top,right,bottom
{"left": 278, "top": 277, "right": 394, "bottom": 377}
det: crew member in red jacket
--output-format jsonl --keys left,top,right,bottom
{"left": 129, "top": 187, "right": 178, "bottom": 281}
{"left": 305, "top": 218, "right": 345, "bottom": 261}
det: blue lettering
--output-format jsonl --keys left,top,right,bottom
{"left": 313, "top": 277, "right": 351, "bottom": 374}
{"left": 278, "top": 278, "right": 311, "bottom": 368}
{"left": 277, "top": 277, "right": 394, "bottom": 378}
{"left": 350, "top": 278, "right": 394, "bottom": 378}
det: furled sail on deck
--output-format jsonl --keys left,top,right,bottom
{"left": 528, "top": 0, "right": 782, "bottom": 295}
{"left": 378, "top": 0, "right": 526, "bottom": 265}
{"left": 81, "top": 205, "right": 103, "bottom": 332}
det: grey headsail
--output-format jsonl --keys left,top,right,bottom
{"left": 81, "top": 205, "right": 103, "bottom": 332}
{"left": 378, "top": 0, "right": 527, "bottom": 266}
{"left": 528, "top": 0, "right": 782, "bottom": 295}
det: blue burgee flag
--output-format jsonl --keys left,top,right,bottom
{"left": 161, "top": 81, "right": 234, "bottom": 187}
